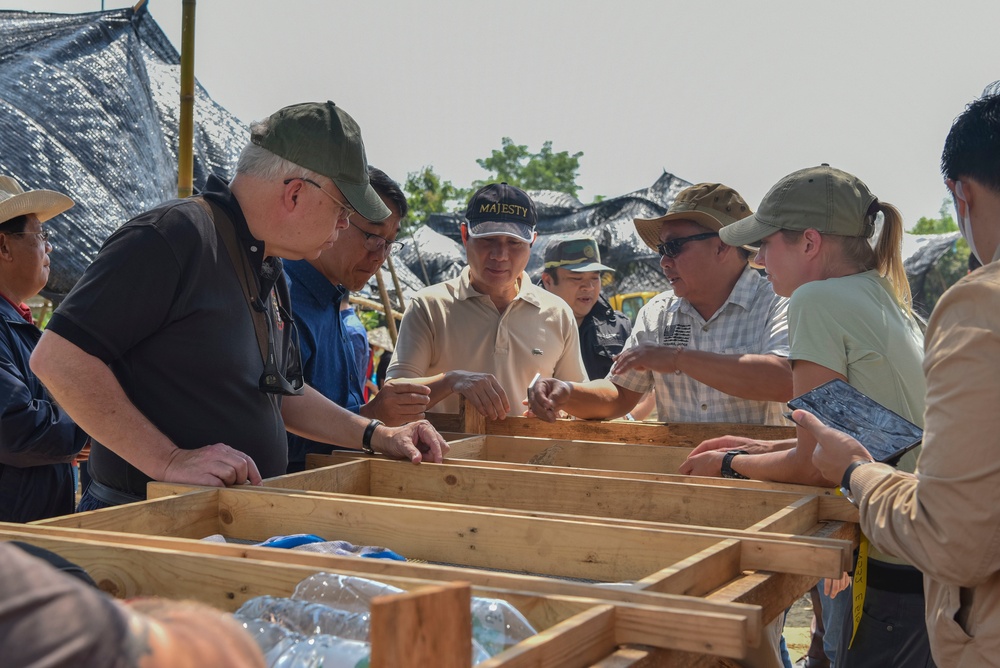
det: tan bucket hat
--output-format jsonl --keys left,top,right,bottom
{"left": 0, "top": 175, "right": 74, "bottom": 226}
{"left": 633, "top": 183, "right": 752, "bottom": 251}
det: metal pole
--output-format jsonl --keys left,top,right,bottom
{"left": 177, "top": 0, "right": 196, "bottom": 198}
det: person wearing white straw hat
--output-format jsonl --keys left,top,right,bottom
{"left": 0, "top": 175, "right": 88, "bottom": 522}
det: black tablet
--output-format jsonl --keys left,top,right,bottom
{"left": 787, "top": 378, "right": 923, "bottom": 465}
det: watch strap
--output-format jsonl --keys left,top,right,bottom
{"left": 840, "top": 459, "right": 872, "bottom": 501}
{"left": 721, "top": 450, "right": 750, "bottom": 479}
{"left": 362, "top": 419, "right": 383, "bottom": 455}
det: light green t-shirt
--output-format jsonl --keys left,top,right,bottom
{"left": 790, "top": 270, "right": 926, "bottom": 564}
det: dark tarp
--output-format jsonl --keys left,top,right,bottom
{"left": 0, "top": 5, "right": 244, "bottom": 299}
{"left": 410, "top": 171, "right": 693, "bottom": 298}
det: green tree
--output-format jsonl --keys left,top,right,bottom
{"left": 909, "top": 199, "right": 970, "bottom": 313}
{"left": 403, "top": 166, "right": 470, "bottom": 232}
{"left": 474, "top": 137, "right": 584, "bottom": 198}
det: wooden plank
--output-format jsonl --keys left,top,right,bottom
{"left": 362, "top": 459, "right": 803, "bottom": 530}
{"left": 146, "top": 479, "right": 852, "bottom": 581}
{"left": 426, "top": 413, "right": 795, "bottom": 445}
{"left": 476, "top": 604, "right": 618, "bottom": 668}
{"left": 0, "top": 525, "right": 756, "bottom": 659}
{"left": 307, "top": 452, "right": 857, "bottom": 522}
{"left": 370, "top": 582, "right": 472, "bottom": 668}
{"left": 0, "top": 521, "right": 761, "bottom": 634}
{"left": 34, "top": 487, "right": 222, "bottom": 537}
{"left": 635, "top": 541, "right": 744, "bottom": 598}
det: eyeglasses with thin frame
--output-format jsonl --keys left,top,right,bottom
{"left": 347, "top": 219, "right": 404, "bottom": 256}
{"left": 8, "top": 230, "right": 51, "bottom": 244}
{"left": 283, "top": 177, "right": 356, "bottom": 221}
{"left": 656, "top": 232, "right": 719, "bottom": 258}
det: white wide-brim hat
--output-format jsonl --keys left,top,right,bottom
{"left": 0, "top": 175, "right": 74, "bottom": 225}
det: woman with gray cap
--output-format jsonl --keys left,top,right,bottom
{"left": 0, "top": 175, "right": 88, "bottom": 522}
{"left": 681, "top": 165, "right": 931, "bottom": 667}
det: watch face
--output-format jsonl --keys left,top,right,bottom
{"left": 840, "top": 485, "right": 857, "bottom": 505}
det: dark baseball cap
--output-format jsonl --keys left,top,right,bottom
{"left": 544, "top": 236, "right": 614, "bottom": 273}
{"left": 464, "top": 183, "right": 537, "bottom": 242}
{"left": 251, "top": 101, "right": 390, "bottom": 222}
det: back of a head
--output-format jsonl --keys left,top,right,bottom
{"left": 942, "top": 81, "right": 1000, "bottom": 191}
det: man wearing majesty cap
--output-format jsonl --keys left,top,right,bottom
{"left": 31, "top": 101, "right": 447, "bottom": 509}
{"left": 528, "top": 182, "right": 792, "bottom": 425}
{"left": 0, "top": 176, "right": 88, "bottom": 522}
{"left": 540, "top": 235, "right": 632, "bottom": 381}
{"left": 386, "top": 183, "right": 587, "bottom": 419}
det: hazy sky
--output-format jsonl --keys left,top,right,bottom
{"left": 9, "top": 1, "right": 1000, "bottom": 222}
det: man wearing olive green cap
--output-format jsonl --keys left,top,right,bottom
{"left": 540, "top": 235, "right": 632, "bottom": 380}
{"left": 528, "top": 183, "right": 792, "bottom": 426}
{"left": 31, "top": 101, "right": 448, "bottom": 511}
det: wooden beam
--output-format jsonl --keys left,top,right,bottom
{"left": 426, "top": 411, "right": 795, "bottom": 445}
{"left": 0, "top": 526, "right": 757, "bottom": 659}
{"left": 371, "top": 582, "right": 472, "bottom": 668}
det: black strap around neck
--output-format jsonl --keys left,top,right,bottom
{"left": 195, "top": 197, "right": 269, "bottom": 365}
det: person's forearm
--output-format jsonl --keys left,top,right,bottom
{"left": 562, "top": 379, "right": 639, "bottom": 419}
{"left": 29, "top": 331, "right": 180, "bottom": 480}
{"left": 729, "top": 443, "right": 835, "bottom": 486}
{"left": 382, "top": 372, "right": 456, "bottom": 410}
{"left": 677, "top": 351, "right": 792, "bottom": 403}
{"left": 281, "top": 385, "right": 370, "bottom": 449}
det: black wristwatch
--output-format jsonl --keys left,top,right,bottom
{"left": 721, "top": 450, "right": 750, "bottom": 479}
{"left": 361, "top": 419, "right": 383, "bottom": 455}
{"left": 840, "top": 459, "right": 872, "bottom": 505}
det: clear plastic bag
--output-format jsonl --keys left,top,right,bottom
{"left": 236, "top": 596, "right": 371, "bottom": 641}
{"left": 291, "top": 573, "right": 535, "bottom": 658}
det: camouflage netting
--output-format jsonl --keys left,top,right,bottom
{"left": 0, "top": 5, "right": 244, "bottom": 300}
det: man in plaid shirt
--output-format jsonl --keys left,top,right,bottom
{"left": 528, "top": 183, "right": 791, "bottom": 425}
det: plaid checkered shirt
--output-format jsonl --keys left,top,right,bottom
{"left": 611, "top": 265, "right": 789, "bottom": 425}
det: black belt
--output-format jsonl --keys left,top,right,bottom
{"left": 866, "top": 559, "right": 925, "bottom": 595}
{"left": 85, "top": 479, "right": 144, "bottom": 507}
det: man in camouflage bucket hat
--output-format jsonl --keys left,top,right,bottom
{"left": 32, "top": 102, "right": 447, "bottom": 511}
{"left": 540, "top": 235, "right": 632, "bottom": 381}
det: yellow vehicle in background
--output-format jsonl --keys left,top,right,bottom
{"left": 609, "top": 291, "right": 657, "bottom": 324}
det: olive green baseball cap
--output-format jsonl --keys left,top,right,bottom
{"left": 633, "top": 183, "right": 752, "bottom": 251}
{"left": 251, "top": 101, "right": 390, "bottom": 222}
{"left": 543, "top": 235, "right": 614, "bottom": 273}
{"left": 720, "top": 164, "right": 878, "bottom": 248}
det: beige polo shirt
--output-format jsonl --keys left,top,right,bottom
{"left": 387, "top": 268, "right": 587, "bottom": 415}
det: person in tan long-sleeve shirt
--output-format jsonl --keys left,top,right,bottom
{"left": 801, "top": 82, "right": 1000, "bottom": 667}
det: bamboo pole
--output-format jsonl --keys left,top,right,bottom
{"left": 374, "top": 270, "right": 399, "bottom": 343}
{"left": 385, "top": 254, "right": 407, "bottom": 313}
{"left": 177, "top": 0, "right": 196, "bottom": 198}
{"left": 349, "top": 295, "right": 404, "bottom": 322}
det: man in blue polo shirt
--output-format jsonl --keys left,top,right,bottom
{"left": 284, "top": 168, "right": 431, "bottom": 472}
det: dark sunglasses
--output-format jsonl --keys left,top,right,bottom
{"left": 656, "top": 232, "right": 719, "bottom": 258}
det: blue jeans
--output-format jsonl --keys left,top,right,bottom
{"left": 820, "top": 584, "right": 850, "bottom": 665}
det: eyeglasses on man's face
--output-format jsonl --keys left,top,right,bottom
{"left": 347, "top": 219, "right": 404, "bottom": 256}
{"left": 656, "top": 232, "right": 719, "bottom": 258}
{"left": 9, "top": 229, "right": 51, "bottom": 245}
{"left": 283, "top": 177, "right": 356, "bottom": 222}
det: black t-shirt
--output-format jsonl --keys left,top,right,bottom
{"left": 46, "top": 176, "right": 294, "bottom": 496}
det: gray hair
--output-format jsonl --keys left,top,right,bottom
{"left": 235, "top": 120, "right": 326, "bottom": 183}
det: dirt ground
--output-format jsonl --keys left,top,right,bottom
{"left": 784, "top": 592, "right": 815, "bottom": 664}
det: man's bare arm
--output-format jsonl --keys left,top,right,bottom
{"left": 611, "top": 344, "right": 792, "bottom": 403}
{"left": 29, "top": 330, "right": 259, "bottom": 487}
{"left": 528, "top": 378, "right": 643, "bottom": 421}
